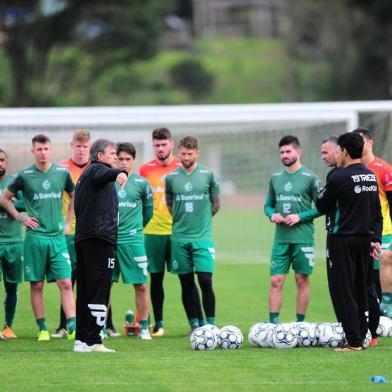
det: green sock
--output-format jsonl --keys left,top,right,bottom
{"left": 198, "top": 319, "right": 206, "bottom": 326}
{"left": 154, "top": 320, "right": 163, "bottom": 328}
{"left": 140, "top": 320, "right": 148, "bottom": 330}
{"left": 36, "top": 318, "right": 48, "bottom": 331}
{"left": 381, "top": 292, "right": 392, "bottom": 305}
{"left": 269, "top": 312, "right": 279, "bottom": 324}
{"left": 189, "top": 318, "right": 199, "bottom": 329}
{"left": 206, "top": 317, "right": 216, "bottom": 325}
{"left": 66, "top": 317, "right": 76, "bottom": 334}
{"left": 4, "top": 284, "right": 18, "bottom": 327}
{"left": 296, "top": 313, "right": 305, "bottom": 322}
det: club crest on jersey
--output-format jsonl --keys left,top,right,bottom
{"left": 284, "top": 182, "right": 292, "bottom": 192}
{"left": 184, "top": 182, "right": 193, "bottom": 191}
{"left": 42, "top": 180, "right": 51, "bottom": 190}
{"left": 118, "top": 189, "right": 127, "bottom": 198}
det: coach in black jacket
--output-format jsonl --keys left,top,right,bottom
{"left": 74, "top": 139, "right": 127, "bottom": 353}
{"left": 316, "top": 132, "right": 382, "bottom": 352}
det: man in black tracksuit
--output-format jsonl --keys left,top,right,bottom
{"left": 316, "top": 132, "right": 382, "bottom": 351}
{"left": 73, "top": 139, "right": 128, "bottom": 353}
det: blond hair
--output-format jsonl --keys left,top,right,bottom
{"left": 73, "top": 129, "right": 90, "bottom": 143}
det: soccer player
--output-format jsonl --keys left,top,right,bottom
{"left": 139, "top": 128, "right": 204, "bottom": 336}
{"left": 0, "top": 150, "right": 24, "bottom": 340}
{"left": 264, "top": 135, "right": 321, "bottom": 324}
{"left": 353, "top": 128, "right": 392, "bottom": 315}
{"left": 111, "top": 142, "right": 154, "bottom": 339}
{"left": 73, "top": 139, "right": 128, "bottom": 353}
{"left": 321, "top": 136, "right": 339, "bottom": 175}
{"left": 165, "top": 136, "right": 220, "bottom": 331}
{"left": 52, "top": 129, "right": 91, "bottom": 338}
{"left": 316, "top": 132, "right": 382, "bottom": 351}
{"left": 0, "top": 135, "right": 76, "bottom": 341}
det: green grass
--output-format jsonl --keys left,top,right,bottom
{"left": 1, "top": 260, "right": 391, "bottom": 391}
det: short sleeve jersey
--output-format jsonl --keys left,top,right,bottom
{"left": 165, "top": 164, "right": 220, "bottom": 242}
{"left": 367, "top": 157, "right": 392, "bottom": 235}
{"left": 0, "top": 174, "right": 23, "bottom": 243}
{"left": 8, "top": 163, "right": 74, "bottom": 237}
{"left": 264, "top": 166, "right": 321, "bottom": 243}
{"left": 58, "top": 158, "right": 89, "bottom": 235}
{"left": 139, "top": 158, "right": 181, "bottom": 235}
{"left": 116, "top": 172, "right": 153, "bottom": 244}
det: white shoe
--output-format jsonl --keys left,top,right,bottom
{"left": 139, "top": 329, "right": 152, "bottom": 340}
{"left": 0, "top": 334, "right": 7, "bottom": 342}
{"left": 90, "top": 344, "right": 116, "bottom": 352}
{"left": 51, "top": 328, "right": 67, "bottom": 338}
{"left": 73, "top": 340, "right": 89, "bottom": 352}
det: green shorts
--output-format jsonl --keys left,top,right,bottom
{"left": 145, "top": 234, "right": 172, "bottom": 273}
{"left": 171, "top": 241, "right": 215, "bottom": 275}
{"left": 24, "top": 235, "right": 72, "bottom": 282}
{"left": 0, "top": 242, "right": 24, "bottom": 284}
{"left": 270, "top": 242, "right": 314, "bottom": 276}
{"left": 114, "top": 241, "right": 148, "bottom": 284}
{"left": 66, "top": 235, "right": 77, "bottom": 272}
{"left": 374, "top": 234, "right": 392, "bottom": 270}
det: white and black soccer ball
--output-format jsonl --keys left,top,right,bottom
{"left": 271, "top": 323, "right": 297, "bottom": 349}
{"left": 318, "top": 323, "right": 345, "bottom": 348}
{"left": 248, "top": 322, "right": 274, "bottom": 348}
{"left": 295, "top": 322, "right": 318, "bottom": 348}
{"left": 377, "top": 316, "right": 392, "bottom": 337}
{"left": 202, "top": 323, "right": 220, "bottom": 337}
{"left": 218, "top": 325, "right": 243, "bottom": 349}
{"left": 190, "top": 326, "right": 218, "bottom": 350}
{"left": 363, "top": 329, "right": 372, "bottom": 348}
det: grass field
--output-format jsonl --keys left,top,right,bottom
{"left": 1, "top": 258, "right": 391, "bottom": 391}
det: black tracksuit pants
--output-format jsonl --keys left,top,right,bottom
{"left": 75, "top": 239, "right": 115, "bottom": 345}
{"left": 326, "top": 235, "right": 370, "bottom": 347}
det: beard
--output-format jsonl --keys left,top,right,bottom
{"left": 282, "top": 157, "right": 297, "bottom": 167}
{"left": 156, "top": 151, "right": 171, "bottom": 162}
{"left": 0, "top": 168, "right": 5, "bottom": 177}
{"left": 181, "top": 159, "right": 196, "bottom": 169}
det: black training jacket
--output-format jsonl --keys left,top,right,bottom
{"left": 75, "top": 161, "right": 126, "bottom": 244}
{"left": 316, "top": 163, "right": 382, "bottom": 243}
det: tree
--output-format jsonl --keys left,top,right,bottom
{"left": 0, "top": 1, "right": 168, "bottom": 106}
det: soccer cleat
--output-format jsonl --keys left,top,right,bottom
{"left": 73, "top": 340, "right": 88, "bottom": 352}
{"left": 334, "top": 346, "right": 362, "bottom": 352}
{"left": 139, "top": 329, "right": 152, "bottom": 340}
{"left": 151, "top": 327, "right": 165, "bottom": 337}
{"left": 67, "top": 330, "right": 76, "bottom": 341}
{"left": 370, "top": 338, "right": 378, "bottom": 347}
{"left": 37, "top": 330, "right": 50, "bottom": 341}
{"left": 89, "top": 344, "right": 116, "bottom": 353}
{"left": 2, "top": 326, "right": 17, "bottom": 339}
{"left": 106, "top": 327, "right": 121, "bottom": 337}
{"left": 0, "top": 334, "right": 6, "bottom": 341}
{"left": 51, "top": 328, "right": 67, "bottom": 338}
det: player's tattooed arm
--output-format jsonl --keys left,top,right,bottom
{"left": 211, "top": 194, "right": 220, "bottom": 216}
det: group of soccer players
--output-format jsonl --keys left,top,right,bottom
{"left": 265, "top": 130, "right": 391, "bottom": 350}
{"left": 0, "top": 127, "right": 220, "bottom": 349}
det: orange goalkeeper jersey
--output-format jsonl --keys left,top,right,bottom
{"left": 58, "top": 158, "right": 89, "bottom": 235}
{"left": 368, "top": 157, "right": 392, "bottom": 235}
{"left": 139, "top": 158, "right": 181, "bottom": 235}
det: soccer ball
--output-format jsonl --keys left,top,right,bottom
{"left": 248, "top": 322, "right": 274, "bottom": 348}
{"left": 363, "top": 329, "right": 372, "bottom": 348}
{"left": 203, "top": 323, "right": 220, "bottom": 337}
{"left": 217, "top": 325, "right": 243, "bottom": 349}
{"left": 271, "top": 323, "right": 297, "bottom": 349}
{"left": 377, "top": 316, "right": 392, "bottom": 337}
{"left": 294, "top": 322, "right": 318, "bottom": 348}
{"left": 190, "top": 326, "right": 218, "bottom": 350}
{"left": 318, "top": 323, "right": 345, "bottom": 348}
